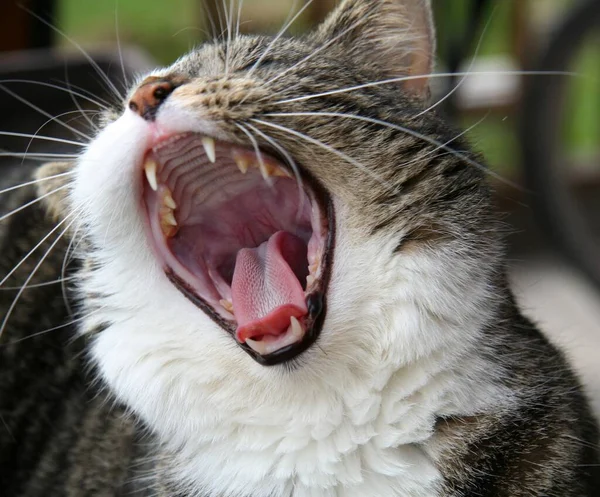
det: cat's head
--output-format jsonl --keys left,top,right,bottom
{"left": 40, "top": 0, "right": 503, "bottom": 493}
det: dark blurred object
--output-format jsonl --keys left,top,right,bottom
{"left": 520, "top": 0, "right": 600, "bottom": 289}
{"left": 0, "top": 47, "right": 152, "bottom": 180}
{"left": 0, "top": 0, "right": 57, "bottom": 52}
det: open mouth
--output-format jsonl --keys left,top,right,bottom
{"left": 141, "top": 133, "right": 334, "bottom": 365}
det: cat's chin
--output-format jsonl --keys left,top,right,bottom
{"left": 140, "top": 132, "right": 335, "bottom": 365}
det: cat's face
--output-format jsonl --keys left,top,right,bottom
{"left": 49, "top": 0, "right": 502, "bottom": 493}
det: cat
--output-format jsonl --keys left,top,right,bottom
{"left": 1, "top": 0, "right": 599, "bottom": 496}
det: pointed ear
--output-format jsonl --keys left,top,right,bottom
{"left": 314, "top": 0, "right": 435, "bottom": 98}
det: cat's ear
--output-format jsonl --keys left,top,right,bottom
{"left": 314, "top": 0, "right": 435, "bottom": 98}
{"left": 35, "top": 162, "right": 73, "bottom": 221}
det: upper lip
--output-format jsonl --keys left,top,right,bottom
{"left": 140, "top": 132, "right": 334, "bottom": 365}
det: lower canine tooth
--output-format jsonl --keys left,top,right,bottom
{"left": 144, "top": 159, "right": 158, "bottom": 191}
{"left": 202, "top": 137, "right": 216, "bottom": 163}
{"left": 290, "top": 316, "right": 303, "bottom": 339}
{"left": 306, "top": 275, "right": 315, "bottom": 287}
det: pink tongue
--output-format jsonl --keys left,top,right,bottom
{"left": 232, "top": 231, "right": 308, "bottom": 342}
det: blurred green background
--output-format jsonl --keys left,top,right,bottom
{"left": 54, "top": 0, "right": 600, "bottom": 178}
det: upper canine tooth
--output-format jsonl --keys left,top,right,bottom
{"left": 234, "top": 156, "right": 248, "bottom": 174}
{"left": 306, "top": 275, "right": 315, "bottom": 287}
{"left": 258, "top": 160, "right": 272, "bottom": 180}
{"left": 144, "top": 159, "right": 158, "bottom": 191}
{"left": 202, "top": 137, "right": 216, "bottom": 163}
{"left": 290, "top": 316, "right": 303, "bottom": 339}
{"left": 163, "top": 190, "right": 177, "bottom": 209}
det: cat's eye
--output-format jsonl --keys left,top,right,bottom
{"left": 237, "top": 57, "right": 276, "bottom": 72}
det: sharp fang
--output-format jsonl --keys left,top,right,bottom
{"left": 246, "top": 338, "right": 266, "bottom": 355}
{"left": 306, "top": 275, "right": 315, "bottom": 287}
{"left": 202, "top": 137, "right": 216, "bottom": 163}
{"left": 163, "top": 211, "right": 177, "bottom": 226}
{"left": 234, "top": 156, "right": 248, "bottom": 174}
{"left": 163, "top": 191, "right": 177, "bottom": 209}
{"left": 220, "top": 299, "right": 234, "bottom": 313}
{"left": 290, "top": 316, "right": 303, "bottom": 339}
{"left": 144, "top": 159, "right": 158, "bottom": 191}
{"left": 258, "top": 161, "right": 271, "bottom": 180}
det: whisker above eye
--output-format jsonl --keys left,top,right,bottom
{"left": 272, "top": 70, "right": 581, "bottom": 105}
{"left": 260, "top": 111, "right": 524, "bottom": 190}
{"left": 245, "top": 0, "right": 315, "bottom": 78}
{"left": 264, "top": 16, "right": 369, "bottom": 87}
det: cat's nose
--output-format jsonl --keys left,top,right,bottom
{"left": 129, "top": 80, "right": 176, "bottom": 121}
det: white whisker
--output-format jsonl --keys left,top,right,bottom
{"left": 0, "top": 184, "right": 70, "bottom": 225}
{"left": 0, "top": 152, "right": 79, "bottom": 159}
{"left": 414, "top": 5, "right": 496, "bottom": 119}
{"left": 0, "top": 131, "right": 83, "bottom": 147}
{"left": 262, "top": 111, "right": 522, "bottom": 189}
{"left": 20, "top": 6, "right": 124, "bottom": 102}
{"left": 0, "top": 171, "right": 74, "bottom": 197}
{"left": 115, "top": 0, "right": 128, "bottom": 91}
{"left": 273, "top": 70, "right": 581, "bottom": 105}
{"left": 62, "top": 69, "right": 103, "bottom": 134}
{"left": 0, "top": 209, "right": 75, "bottom": 289}
{"left": 0, "top": 84, "right": 91, "bottom": 141}
{"left": 0, "top": 216, "right": 77, "bottom": 338}
{"left": 246, "top": 0, "right": 315, "bottom": 78}
{"left": 264, "top": 15, "right": 368, "bottom": 86}
{"left": 241, "top": 121, "right": 307, "bottom": 220}
{"left": 1, "top": 305, "right": 107, "bottom": 346}
{"left": 0, "top": 79, "right": 109, "bottom": 109}
{"left": 234, "top": 122, "right": 270, "bottom": 186}
{"left": 250, "top": 117, "right": 395, "bottom": 191}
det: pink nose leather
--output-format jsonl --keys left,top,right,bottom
{"left": 129, "top": 80, "right": 175, "bottom": 120}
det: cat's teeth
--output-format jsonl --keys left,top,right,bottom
{"left": 219, "top": 299, "right": 234, "bottom": 313}
{"left": 258, "top": 160, "right": 271, "bottom": 180}
{"left": 233, "top": 154, "right": 249, "bottom": 174}
{"left": 162, "top": 190, "right": 177, "bottom": 210}
{"left": 245, "top": 317, "right": 305, "bottom": 355}
{"left": 162, "top": 211, "right": 177, "bottom": 226}
{"left": 159, "top": 205, "right": 178, "bottom": 238}
{"left": 306, "top": 275, "right": 315, "bottom": 287}
{"left": 245, "top": 338, "right": 266, "bottom": 355}
{"left": 202, "top": 137, "right": 216, "bottom": 163}
{"left": 289, "top": 316, "right": 303, "bottom": 339}
{"left": 144, "top": 159, "right": 158, "bottom": 191}
{"left": 160, "top": 224, "right": 178, "bottom": 238}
